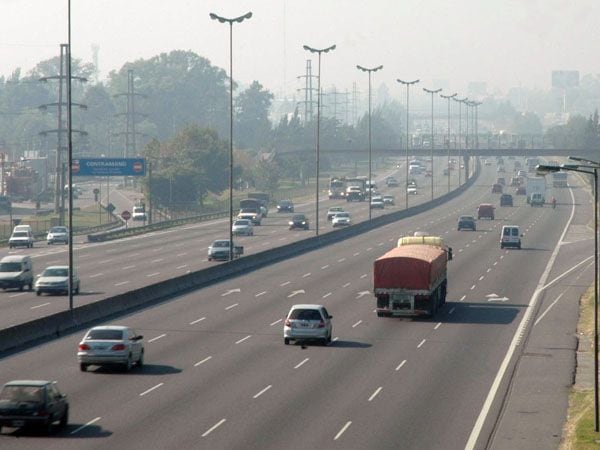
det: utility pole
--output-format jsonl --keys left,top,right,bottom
{"left": 296, "top": 59, "right": 318, "bottom": 123}
{"left": 38, "top": 43, "right": 87, "bottom": 219}
{"left": 114, "top": 69, "right": 146, "bottom": 158}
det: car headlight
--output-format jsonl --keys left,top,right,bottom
{"left": 289, "top": 221, "right": 293, "bottom": 225}
{"left": 301, "top": 221, "right": 306, "bottom": 225}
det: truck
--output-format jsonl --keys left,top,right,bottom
{"left": 345, "top": 178, "right": 366, "bottom": 201}
{"left": 239, "top": 199, "right": 264, "bottom": 225}
{"left": 247, "top": 193, "right": 269, "bottom": 217}
{"left": 374, "top": 244, "right": 448, "bottom": 318}
{"left": 526, "top": 177, "right": 546, "bottom": 204}
{"left": 526, "top": 157, "right": 540, "bottom": 173}
{"left": 552, "top": 172, "right": 568, "bottom": 188}
{"left": 328, "top": 177, "right": 346, "bottom": 199}
{"left": 397, "top": 235, "right": 453, "bottom": 261}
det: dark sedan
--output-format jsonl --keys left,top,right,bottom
{"left": 276, "top": 200, "right": 294, "bottom": 213}
{"left": 457, "top": 215, "right": 476, "bottom": 231}
{"left": 289, "top": 214, "right": 309, "bottom": 230}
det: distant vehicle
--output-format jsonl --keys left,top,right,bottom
{"left": 510, "top": 177, "right": 521, "bottom": 187}
{"left": 232, "top": 219, "right": 254, "bottom": 236}
{"left": 457, "top": 215, "right": 476, "bottom": 231}
{"left": 478, "top": 203, "right": 495, "bottom": 219}
{"left": 289, "top": 214, "right": 309, "bottom": 230}
{"left": 374, "top": 245, "right": 447, "bottom": 318}
{"left": 526, "top": 157, "right": 540, "bottom": 172}
{"left": 517, "top": 170, "right": 528, "bottom": 178}
{"left": 407, "top": 186, "right": 418, "bottom": 195}
{"left": 515, "top": 186, "right": 526, "bottom": 195}
{"left": 247, "top": 193, "right": 269, "bottom": 217}
{"left": 553, "top": 172, "right": 568, "bottom": 188}
{"left": 276, "top": 199, "right": 294, "bottom": 213}
{"left": 483, "top": 159, "right": 492, "bottom": 166}
{"left": 383, "top": 195, "right": 395, "bottom": 205}
{"left": 0, "top": 380, "right": 68, "bottom": 433}
{"left": 530, "top": 193, "right": 545, "bottom": 207}
{"left": 35, "top": 265, "right": 80, "bottom": 296}
{"left": 78, "top": 325, "right": 144, "bottom": 372}
{"left": 327, "top": 206, "right": 345, "bottom": 221}
{"left": 8, "top": 230, "right": 34, "bottom": 249}
{"left": 346, "top": 186, "right": 365, "bottom": 202}
{"left": 332, "top": 212, "right": 351, "bottom": 227}
{"left": 370, "top": 197, "right": 385, "bottom": 209}
{"left": 500, "top": 194, "right": 513, "bottom": 207}
{"left": 496, "top": 177, "right": 506, "bottom": 186}
{"left": 397, "top": 235, "right": 453, "bottom": 261}
{"left": 500, "top": 225, "right": 522, "bottom": 249}
{"left": 526, "top": 177, "right": 546, "bottom": 204}
{"left": 0, "top": 255, "right": 33, "bottom": 291}
{"left": 208, "top": 240, "right": 243, "bottom": 261}
{"left": 284, "top": 304, "right": 332, "bottom": 345}
{"left": 46, "top": 226, "right": 68, "bottom": 244}
{"left": 497, "top": 166, "right": 505, "bottom": 173}
{"left": 328, "top": 177, "right": 346, "bottom": 199}
{"left": 237, "top": 207, "right": 262, "bottom": 226}
{"left": 491, "top": 183, "right": 503, "bottom": 194}
{"left": 386, "top": 177, "right": 399, "bottom": 187}
{"left": 132, "top": 205, "right": 146, "bottom": 221}
{"left": 409, "top": 164, "right": 422, "bottom": 175}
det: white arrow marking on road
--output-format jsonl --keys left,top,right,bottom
{"left": 488, "top": 297, "right": 510, "bottom": 302}
{"left": 221, "top": 288, "right": 241, "bottom": 297}
{"left": 287, "top": 289, "right": 305, "bottom": 298}
{"left": 356, "top": 291, "right": 370, "bottom": 299}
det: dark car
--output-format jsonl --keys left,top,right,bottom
{"left": 457, "top": 215, "right": 476, "bottom": 231}
{"left": 500, "top": 194, "right": 513, "bottom": 207}
{"left": 276, "top": 200, "right": 294, "bottom": 213}
{"left": 289, "top": 214, "right": 309, "bottom": 230}
{"left": 477, "top": 203, "right": 495, "bottom": 220}
{"left": 491, "top": 183, "right": 503, "bottom": 194}
{"left": 0, "top": 380, "right": 68, "bottom": 433}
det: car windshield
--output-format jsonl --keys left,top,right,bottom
{"left": 213, "top": 241, "right": 229, "bottom": 248}
{"left": 0, "top": 385, "right": 44, "bottom": 403}
{"left": 329, "top": 207, "right": 343, "bottom": 212}
{"left": 0, "top": 262, "right": 22, "bottom": 272}
{"left": 86, "top": 329, "right": 124, "bottom": 340}
{"left": 49, "top": 227, "right": 67, "bottom": 233}
{"left": 234, "top": 220, "right": 249, "bottom": 226}
{"left": 12, "top": 231, "right": 28, "bottom": 238}
{"left": 460, "top": 216, "right": 474, "bottom": 221}
{"left": 292, "top": 215, "right": 305, "bottom": 221}
{"left": 289, "top": 309, "right": 322, "bottom": 321}
{"left": 42, "top": 268, "right": 68, "bottom": 277}
{"left": 335, "top": 213, "right": 349, "bottom": 218}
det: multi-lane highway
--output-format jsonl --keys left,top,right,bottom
{"left": 0, "top": 158, "right": 592, "bottom": 448}
{"left": 0, "top": 157, "right": 460, "bottom": 329}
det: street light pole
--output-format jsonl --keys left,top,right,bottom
{"left": 304, "top": 44, "right": 336, "bottom": 236}
{"left": 454, "top": 97, "right": 468, "bottom": 185}
{"left": 441, "top": 93, "right": 457, "bottom": 193}
{"left": 397, "top": 78, "right": 420, "bottom": 209}
{"left": 209, "top": 11, "right": 253, "bottom": 261}
{"left": 357, "top": 64, "right": 383, "bottom": 220}
{"left": 423, "top": 87, "right": 442, "bottom": 200}
{"left": 67, "top": 0, "right": 74, "bottom": 311}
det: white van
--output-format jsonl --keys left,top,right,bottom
{"left": 0, "top": 255, "right": 33, "bottom": 290}
{"left": 9, "top": 225, "right": 34, "bottom": 248}
{"left": 500, "top": 225, "right": 522, "bottom": 249}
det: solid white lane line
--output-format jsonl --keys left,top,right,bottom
{"left": 148, "top": 334, "right": 166, "bottom": 343}
{"left": 31, "top": 302, "right": 50, "bottom": 310}
{"left": 323, "top": 292, "right": 332, "bottom": 298}
{"left": 449, "top": 307, "right": 456, "bottom": 315}
{"left": 122, "top": 265, "right": 135, "bottom": 270}
{"left": 334, "top": 421, "right": 352, "bottom": 440}
{"left": 294, "top": 358, "right": 309, "bottom": 369}
{"left": 194, "top": 356, "right": 212, "bottom": 367}
{"left": 434, "top": 322, "right": 442, "bottom": 330}
{"left": 395, "top": 360, "right": 407, "bottom": 371}
{"left": 176, "top": 264, "right": 188, "bottom": 269}
{"left": 202, "top": 418, "right": 226, "bottom": 437}
{"left": 70, "top": 417, "right": 101, "bottom": 435}
{"left": 270, "top": 319, "right": 282, "bottom": 326}
{"left": 235, "top": 335, "right": 252, "bottom": 344}
{"left": 190, "top": 317, "right": 206, "bottom": 325}
{"left": 343, "top": 282, "right": 351, "bottom": 288}
{"left": 253, "top": 385, "right": 272, "bottom": 399}
{"left": 321, "top": 265, "right": 329, "bottom": 269}
{"left": 368, "top": 387, "right": 382, "bottom": 402}
{"left": 139, "top": 382, "right": 164, "bottom": 396}
{"left": 352, "top": 320, "right": 362, "bottom": 328}
{"left": 89, "top": 273, "right": 103, "bottom": 278}
{"left": 280, "top": 281, "right": 290, "bottom": 286}
{"left": 114, "top": 281, "right": 129, "bottom": 286}
{"left": 225, "top": 303, "right": 238, "bottom": 310}
{"left": 417, "top": 339, "right": 426, "bottom": 348}
{"left": 534, "top": 292, "right": 565, "bottom": 326}
{"left": 255, "top": 291, "right": 267, "bottom": 297}
{"left": 146, "top": 272, "right": 160, "bottom": 277}
{"left": 302, "top": 272, "right": 311, "bottom": 278}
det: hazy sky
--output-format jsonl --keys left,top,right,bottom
{"left": 2, "top": 0, "right": 598, "bottom": 100}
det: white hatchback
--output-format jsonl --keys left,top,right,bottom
{"left": 500, "top": 225, "right": 522, "bottom": 249}
{"left": 284, "top": 304, "right": 332, "bottom": 345}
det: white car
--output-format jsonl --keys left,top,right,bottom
{"left": 383, "top": 195, "right": 395, "bottom": 205}
{"left": 327, "top": 206, "right": 345, "bottom": 221}
{"left": 332, "top": 212, "right": 351, "bottom": 227}
{"left": 8, "top": 230, "right": 34, "bottom": 249}
{"left": 232, "top": 219, "right": 253, "bottom": 236}
{"left": 35, "top": 265, "right": 80, "bottom": 296}
{"left": 284, "top": 304, "right": 332, "bottom": 345}
{"left": 46, "top": 226, "right": 68, "bottom": 245}
{"left": 132, "top": 206, "right": 147, "bottom": 221}
{"left": 407, "top": 186, "right": 418, "bottom": 195}
{"left": 370, "top": 198, "right": 384, "bottom": 209}
{"left": 78, "top": 325, "right": 144, "bottom": 372}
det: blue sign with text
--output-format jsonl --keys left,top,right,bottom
{"left": 72, "top": 158, "right": 146, "bottom": 177}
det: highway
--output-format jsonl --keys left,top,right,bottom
{"left": 0, "top": 157, "right": 461, "bottom": 330}
{"left": 0, "top": 158, "right": 592, "bottom": 449}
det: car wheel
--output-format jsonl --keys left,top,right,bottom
{"left": 75, "top": 283, "right": 80, "bottom": 295}
{"left": 138, "top": 350, "right": 144, "bottom": 367}
{"left": 59, "top": 407, "right": 69, "bottom": 429}
{"left": 321, "top": 338, "right": 328, "bottom": 346}
{"left": 284, "top": 338, "right": 290, "bottom": 345}
{"left": 19, "top": 284, "right": 23, "bottom": 291}
{"left": 36, "top": 291, "right": 41, "bottom": 296}
{"left": 80, "top": 363, "right": 87, "bottom": 371}
{"left": 327, "top": 332, "right": 332, "bottom": 344}
{"left": 44, "top": 415, "right": 54, "bottom": 434}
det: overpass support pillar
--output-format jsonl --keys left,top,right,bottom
{"left": 464, "top": 154, "right": 470, "bottom": 180}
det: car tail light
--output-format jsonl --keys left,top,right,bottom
{"left": 79, "top": 344, "right": 90, "bottom": 351}
{"left": 112, "top": 344, "right": 126, "bottom": 351}
{"left": 317, "top": 321, "right": 325, "bottom": 328}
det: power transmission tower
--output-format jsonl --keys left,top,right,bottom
{"left": 38, "top": 43, "right": 87, "bottom": 218}
{"left": 113, "top": 69, "right": 146, "bottom": 158}
{"left": 296, "top": 59, "right": 318, "bottom": 123}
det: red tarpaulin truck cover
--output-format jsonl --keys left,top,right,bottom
{"left": 374, "top": 245, "right": 447, "bottom": 291}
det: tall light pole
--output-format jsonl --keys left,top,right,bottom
{"left": 538, "top": 158, "right": 599, "bottom": 432}
{"left": 471, "top": 100, "right": 482, "bottom": 150}
{"left": 67, "top": 0, "right": 74, "bottom": 310}
{"left": 357, "top": 64, "right": 383, "bottom": 220}
{"left": 423, "top": 87, "right": 442, "bottom": 200}
{"left": 397, "top": 78, "right": 419, "bottom": 209}
{"left": 209, "top": 11, "right": 252, "bottom": 261}
{"left": 454, "top": 97, "right": 468, "bottom": 185}
{"left": 441, "top": 92, "right": 457, "bottom": 193}
{"left": 303, "top": 44, "right": 336, "bottom": 236}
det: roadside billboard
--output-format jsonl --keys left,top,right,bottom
{"left": 72, "top": 158, "right": 146, "bottom": 177}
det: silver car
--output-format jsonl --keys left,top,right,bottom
{"left": 46, "top": 226, "right": 69, "bottom": 244}
{"left": 78, "top": 325, "right": 144, "bottom": 372}
{"left": 232, "top": 219, "right": 253, "bottom": 236}
{"left": 332, "top": 212, "right": 351, "bottom": 227}
{"left": 35, "top": 266, "right": 80, "bottom": 296}
{"left": 283, "top": 304, "right": 332, "bottom": 345}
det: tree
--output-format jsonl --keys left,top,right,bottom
{"left": 235, "top": 81, "right": 273, "bottom": 150}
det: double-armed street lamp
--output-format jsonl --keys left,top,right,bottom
{"left": 440, "top": 92, "right": 457, "bottom": 193}
{"left": 537, "top": 157, "right": 599, "bottom": 432}
{"left": 397, "top": 78, "right": 420, "bottom": 209}
{"left": 357, "top": 64, "right": 383, "bottom": 219}
{"left": 423, "top": 87, "right": 442, "bottom": 201}
{"left": 303, "top": 44, "right": 336, "bottom": 236}
{"left": 209, "top": 11, "right": 253, "bottom": 260}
